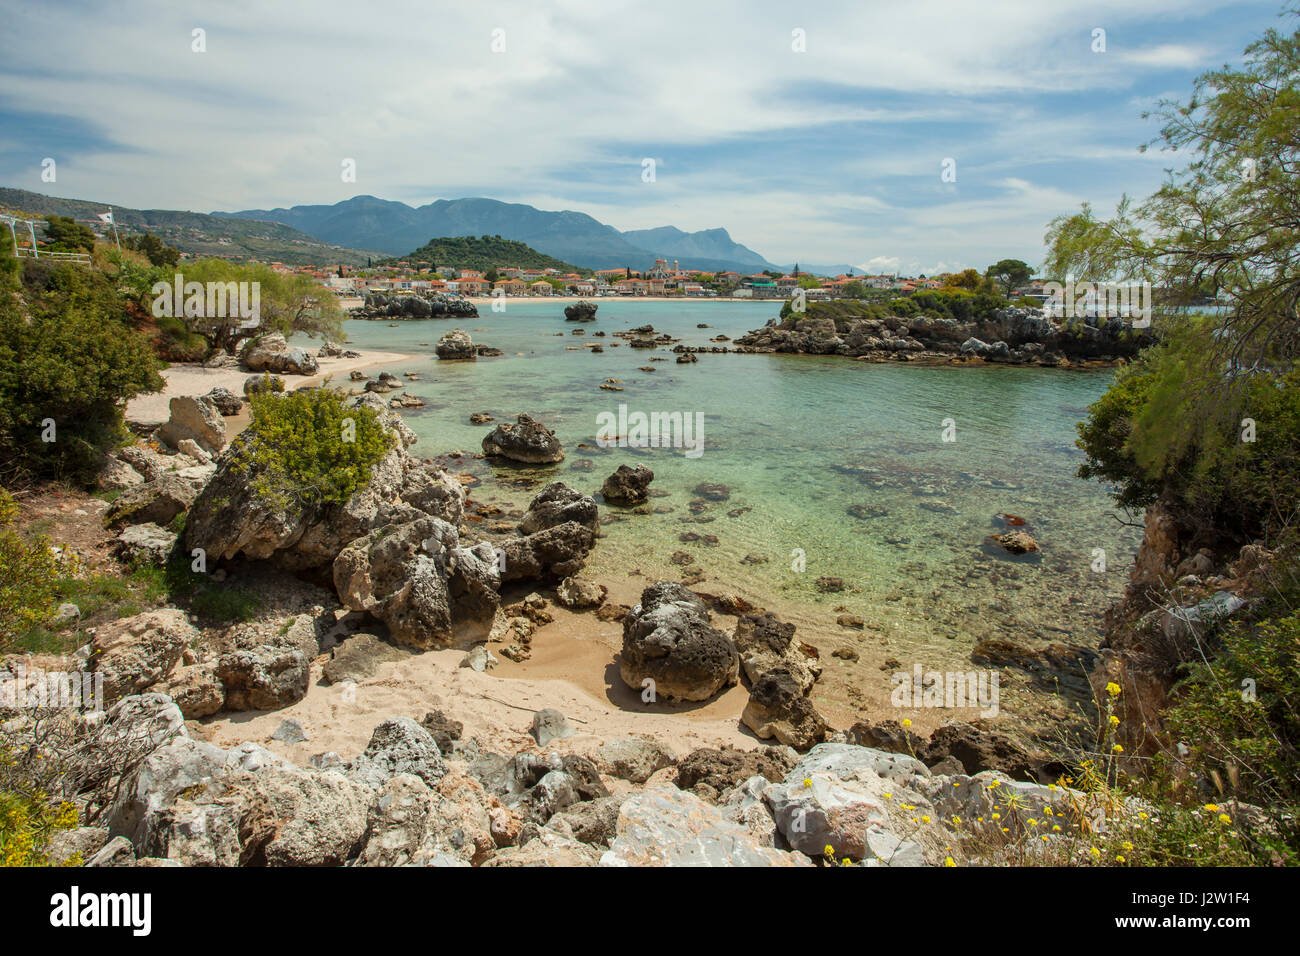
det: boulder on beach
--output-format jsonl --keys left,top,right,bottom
{"left": 205, "top": 386, "right": 244, "bottom": 416}
{"left": 243, "top": 332, "right": 319, "bottom": 376}
{"left": 154, "top": 395, "right": 226, "bottom": 456}
{"left": 619, "top": 582, "right": 739, "bottom": 702}
{"left": 732, "top": 611, "right": 821, "bottom": 693}
{"left": 741, "top": 667, "right": 829, "bottom": 751}
{"left": 481, "top": 413, "right": 564, "bottom": 464}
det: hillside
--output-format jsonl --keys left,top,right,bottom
{"left": 217, "top": 195, "right": 780, "bottom": 273}
{"left": 0, "top": 187, "right": 383, "bottom": 266}
{"left": 383, "top": 235, "right": 587, "bottom": 274}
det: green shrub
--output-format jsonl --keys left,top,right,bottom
{"left": 233, "top": 389, "right": 394, "bottom": 511}
{"left": 0, "top": 249, "right": 164, "bottom": 485}
{"left": 1158, "top": 602, "right": 1300, "bottom": 860}
{"left": 0, "top": 785, "right": 80, "bottom": 867}
{"left": 155, "top": 315, "right": 209, "bottom": 362}
{"left": 0, "top": 491, "right": 68, "bottom": 654}
{"left": 1077, "top": 325, "right": 1300, "bottom": 539}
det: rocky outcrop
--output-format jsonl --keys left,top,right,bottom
{"left": 216, "top": 614, "right": 320, "bottom": 711}
{"left": 481, "top": 414, "right": 564, "bottom": 464}
{"left": 517, "top": 481, "right": 599, "bottom": 534}
{"left": 498, "top": 522, "right": 596, "bottom": 582}
{"left": 347, "top": 718, "right": 446, "bottom": 791}
{"left": 434, "top": 328, "right": 476, "bottom": 360}
{"left": 91, "top": 610, "right": 199, "bottom": 704}
{"left": 600, "top": 464, "right": 653, "bottom": 505}
{"left": 105, "top": 475, "right": 199, "bottom": 530}
{"left": 186, "top": 394, "right": 461, "bottom": 571}
{"left": 599, "top": 786, "right": 810, "bottom": 866}
{"left": 741, "top": 667, "right": 829, "bottom": 751}
{"left": 732, "top": 611, "right": 821, "bottom": 693}
{"left": 564, "top": 301, "right": 598, "bottom": 322}
{"left": 619, "top": 582, "right": 739, "bottom": 702}
{"left": 154, "top": 396, "right": 227, "bottom": 455}
{"left": 243, "top": 332, "right": 319, "bottom": 376}
{"left": 332, "top": 518, "right": 501, "bottom": 649}
{"left": 357, "top": 292, "right": 477, "bottom": 320}
{"left": 1089, "top": 497, "right": 1265, "bottom": 761}
{"left": 114, "top": 523, "right": 178, "bottom": 567}
{"left": 736, "top": 304, "right": 1154, "bottom": 366}
{"left": 591, "top": 738, "right": 677, "bottom": 784}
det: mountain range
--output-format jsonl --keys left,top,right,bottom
{"left": 0, "top": 187, "right": 381, "bottom": 266}
{"left": 215, "top": 195, "right": 781, "bottom": 273}
{"left": 3, "top": 186, "right": 857, "bottom": 275}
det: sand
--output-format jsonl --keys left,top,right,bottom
{"left": 201, "top": 618, "right": 759, "bottom": 767}
{"left": 125, "top": 350, "right": 418, "bottom": 426}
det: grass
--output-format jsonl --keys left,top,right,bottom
{"left": 12, "top": 556, "right": 264, "bottom": 655}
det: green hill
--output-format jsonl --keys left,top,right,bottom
{"left": 385, "top": 235, "right": 588, "bottom": 274}
{"left": 0, "top": 187, "right": 382, "bottom": 266}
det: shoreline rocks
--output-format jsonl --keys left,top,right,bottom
{"left": 735, "top": 305, "right": 1153, "bottom": 366}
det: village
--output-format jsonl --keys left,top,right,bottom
{"left": 250, "top": 255, "right": 1022, "bottom": 308}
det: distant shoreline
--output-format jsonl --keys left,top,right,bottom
{"left": 459, "top": 294, "right": 766, "bottom": 305}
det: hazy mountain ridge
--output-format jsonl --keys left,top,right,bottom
{"left": 218, "top": 195, "right": 781, "bottom": 273}
{"left": 0, "top": 187, "right": 382, "bottom": 266}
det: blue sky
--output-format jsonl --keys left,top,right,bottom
{"left": 0, "top": 0, "right": 1288, "bottom": 272}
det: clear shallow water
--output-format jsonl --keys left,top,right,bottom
{"left": 324, "top": 301, "right": 1139, "bottom": 686}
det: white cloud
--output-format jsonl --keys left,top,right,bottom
{"left": 0, "top": 0, "right": 1274, "bottom": 266}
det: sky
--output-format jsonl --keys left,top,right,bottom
{"left": 0, "top": 0, "right": 1288, "bottom": 273}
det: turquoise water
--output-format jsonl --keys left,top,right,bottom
{"left": 325, "top": 301, "right": 1139, "bottom": 684}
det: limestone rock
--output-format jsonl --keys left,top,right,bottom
{"left": 481, "top": 413, "right": 564, "bottom": 463}
{"left": 347, "top": 717, "right": 445, "bottom": 791}
{"left": 154, "top": 395, "right": 226, "bottom": 455}
{"left": 517, "top": 481, "right": 599, "bottom": 534}
{"left": 105, "top": 475, "right": 198, "bottom": 529}
{"left": 619, "top": 582, "right": 739, "bottom": 702}
{"left": 741, "top": 667, "right": 829, "bottom": 751}
{"left": 91, "top": 609, "right": 198, "bottom": 704}
{"left": 600, "top": 785, "right": 811, "bottom": 867}
{"left": 434, "top": 328, "right": 476, "bottom": 360}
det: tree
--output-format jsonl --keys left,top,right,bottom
{"left": 985, "top": 258, "right": 1032, "bottom": 296}
{"left": 1044, "top": 12, "right": 1300, "bottom": 369}
{"left": 122, "top": 231, "right": 180, "bottom": 268}
{"left": 41, "top": 216, "right": 94, "bottom": 253}
{"left": 943, "top": 268, "right": 984, "bottom": 291}
{"left": 841, "top": 280, "right": 867, "bottom": 298}
{"left": 0, "top": 247, "right": 164, "bottom": 484}
{"left": 170, "top": 260, "right": 344, "bottom": 354}
{"left": 1058, "top": 9, "right": 1300, "bottom": 528}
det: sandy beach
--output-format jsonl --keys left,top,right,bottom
{"left": 125, "top": 349, "right": 419, "bottom": 426}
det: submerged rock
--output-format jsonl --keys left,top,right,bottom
{"left": 601, "top": 464, "right": 654, "bottom": 505}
